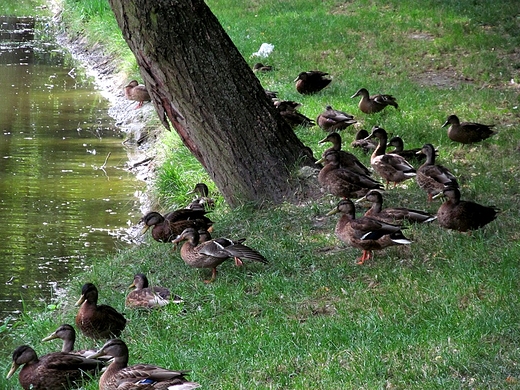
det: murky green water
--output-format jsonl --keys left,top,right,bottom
{"left": 0, "top": 16, "right": 142, "bottom": 320}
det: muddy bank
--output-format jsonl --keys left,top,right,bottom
{"left": 55, "top": 30, "right": 161, "bottom": 188}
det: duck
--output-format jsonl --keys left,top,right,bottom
{"left": 442, "top": 114, "right": 497, "bottom": 145}
{"left": 366, "top": 126, "right": 416, "bottom": 187}
{"left": 253, "top": 62, "right": 273, "bottom": 72}
{"left": 278, "top": 107, "right": 315, "bottom": 128}
{"left": 186, "top": 182, "right": 216, "bottom": 211}
{"left": 327, "top": 199, "right": 412, "bottom": 264}
{"left": 140, "top": 210, "right": 213, "bottom": 243}
{"left": 416, "top": 143, "right": 459, "bottom": 202}
{"left": 317, "top": 150, "right": 384, "bottom": 199}
{"left": 75, "top": 283, "right": 127, "bottom": 340}
{"left": 124, "top": 80, "right": 151, "bottom": 109}
{"left": 316, "top": 105, "right": 357, "bottom": 132}
{"left": 7, "top": 345, "right": 104, "bottom": 390}
{"left": 42, "top": 324, "right": 111, "bottom": 361}
{"left": 172, "top": 227, "right": 268, "bottom": 283}
{"left": 435, "top": 186, "right": 499, "bottom": 232}
{"left": 87, "top": 339, "right": 200, "bottom": 390}
{"left": 126, "top": 273, "right": 183, "bottom": 309}
{"left": 351, "top": 129, "right": 377, "bottom": 154}
{"left": 356, "top": 190, "right": 437, "bottom": 224}
{"left": 351, "top": 88, "right": 398, "bottom": 114}
{"left": 387, "top": 136, "right": 426, "bottom": 163}
{"left": 294, "top": 70, "right": 331, "bottom": 94}
{"left": 318, "top": 132, "right": 372, "bottom": 176}
{"left": 273, "top": 99, "right": 301, "bottom": 112}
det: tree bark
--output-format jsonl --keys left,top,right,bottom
{"left": 108, "top": 0, "right": 317, "bottom": 207}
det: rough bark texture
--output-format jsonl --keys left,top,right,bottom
{"left": 108, "top": 0, "right": 318, "bottom": 207}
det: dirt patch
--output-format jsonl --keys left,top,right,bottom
{"left": 412, "top": 68, "right": 474, "bottom": 89}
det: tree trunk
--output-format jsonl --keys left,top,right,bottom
{"left": 108, "top": 0, "right": 317, "bottom": 207}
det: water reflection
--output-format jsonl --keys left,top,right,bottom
{"left": 0, "top": 16, "right": 142, "bottom": 318}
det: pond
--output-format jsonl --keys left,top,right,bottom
{"left": 0, "top": 15, "right": 143, "bottom": 322}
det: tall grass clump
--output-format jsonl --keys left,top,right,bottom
{"left": 0, "top": 0, "right": 519, "bottom": 389}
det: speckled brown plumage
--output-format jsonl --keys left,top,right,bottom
{"left": 7, "top": 345, "right": 103, "bottom": 390}
{"left": 436, "top": 187, "right": 499, "bottom": 232}
{"left": 87, "top": 339, "right": 200, "bottom": 390}
{"left": 75, "top": 283, "right": 126, "bottom": 340}
{"left": 327, "top": 199, "right": 412, "bottom": 264}
{"left": 172, "top": 228, "right": 267, "bottom": 283}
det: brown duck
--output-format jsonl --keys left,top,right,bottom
{"left": 435, "top": 187, "right": 499, "bottom": 232}
{"left": 172, "top": 227, "right": 268, "bottom": 283}
{"left": 356, "top": 190, "right": 437, "bottom": 224}
{"left": 42, "top": 324, "right": 110, "bottom": 361}
{"left": 294, "top": 70, "right": 331, "bottom": 94}
{"left": 7, "top": 345, "right": 104, "bottom": 390}
{"left": 253, "top": 62, "right": 273, "bottom": 72}
{"left": 75, "top": 283, "right": 127, "bottom": 340}
{"left": 442, "top": 114, "right": 497, "bottom": 145}
{"left": 367, "top": 126, "right": 416, "bottom": 187}
{"left": 351, "top": 88, "right": 398, "bottom": 114}
{"left": 318, "top": 132, "right": 372, "bottom": 176}
{"left": 387, "top": 136, "right": 426, "bottom": 163}
{"left": 316, "top": 105, "right": 357, "bottom": 132}
{"left": 186, "top": 182, "right": 216, "bottom": 211}
{"left": 140, "top": 210, "right": 213, "bottom": 243}
{"left": 124, "top": 80, "right": 151, "bottom": 108}
{"left": 87, "top": 339, "right": 200, "bottom": 390}
{"left": 317, "top": 150, "right": 384, "bottom": 199}
{"left": 327, "top": 199, "right": 412, "bottom": 264}
{"left": 126, "top": 273, "right": 182, "bottom": 309}
{"left": 416, "top": 143, "right": 459, "bottom": 202}
{"left": 351, "top": 129, "right": 377, "bottom": 154}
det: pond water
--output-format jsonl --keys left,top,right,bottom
{"left": 0, "top": 16, "right": 142, "bottom": 321}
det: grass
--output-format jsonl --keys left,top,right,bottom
{"left": 1, "top": 0, "right": 520, "bottom": 389}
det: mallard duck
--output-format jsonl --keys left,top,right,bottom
{"left": 387, "top": 136, "right": 426, "bottom": 163}
{"left": 124, "top": 80, "right": 151, "bottom": 109}
{"left": 327, "top": 199, "right": 412, "bottom": 264}
{"left": 7, "top": 345, "right": 103, "bottom": 390}
{"left": 294, "top": 70, "right": 331, "bottom": 94}
{"left": 140, "top": 210, "right": 213, "bottom": 243}
{"left": 318, "top": 132, "right": 372, "bottom": 176}
{"left": 172, "top": 228, "right": 268, "bottom": 283}
{"left": 186, "top": 183, "right": 216, "bottom": 211}
{"left": 273, "top": 99, "right": 301, "bottom": 111}
{"left": 87, "top": 339, "right": 200, "bottom": 390}
{"left": 42, "top": 324, "right": 110, "bottom": 361}
{"left": 126, "top": 273, "right": 182, "bottom": 309}
{"left": 356, "top": 190, "right": 437, "bottom": 224}
{"left": 279, "top": 107, "right": 315, "bottom": 128}
{"left": 442, "top": 114, "right": 497, "bottom": 145}
{"left": 351, "top": 88, "right": 398, "bottom": 114}
{"left": 351, "top": 129, "right": 377, "bottom": 154}
{"left": 316, "top": 105, "right": 357, "bottom": 132}
{"left": 435, "top": 187, "right": 499, "bottom": 232}
{"left": 416, "top": 143, "right": 459, "bottom": 202}
{"left": 366, "top": 126, "right": 416, "bottom": 187}
{"left": 317, "top": 150, "right": 384, "bottom": 199}
{"left": 75, "top": 283, "right": 127, "bottom": 340}
{"left": 253, "top": 62, "right": 273, "bottom": 72}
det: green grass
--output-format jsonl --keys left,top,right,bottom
{"left": 1, "top": 0, "right": 520, "bottom": 389}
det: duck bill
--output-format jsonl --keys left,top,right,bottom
{"left": 128, "top": 282, "right": 136, "bottom": 290}
{"left": 441, "top": 120, "right": 449, "bottom": 128}
{"left": 140, "top": 224, "right": 150, "bottom": 235}
{"left": 75, "top": 295, "right": 86, "bottom": 306}
{"left": 41, "top": 332, "right": 59, "bottom": 342}
{"left": 326, "top": 208, "right": 339, "bottom": 216}
{"left": 86, "top": 349, "right": 106, "bottom": 360}
{"left": 6, "top": 362, "right": 19, "bottom": 379}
